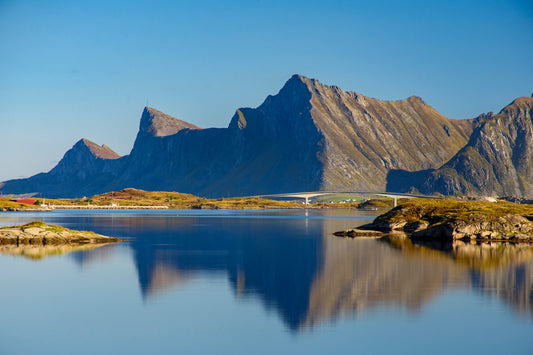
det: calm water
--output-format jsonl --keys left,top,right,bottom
{"left": 0, "top": 209, "right": 532, "bottom": 355}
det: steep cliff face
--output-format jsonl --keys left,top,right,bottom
{"left": 388, "top": 97, "right": 533, "bottom": 197}
{"left": 0, "top": 139, "right": 122, "bottom": 197}
{"left": 0, "top": 75, "right": 476, "bottom": 198}
{"left": 107, "top": 79, "right": 325, "bottom": 196}
{"left": 295, "top": 75, "right": 473, "bottom": 190}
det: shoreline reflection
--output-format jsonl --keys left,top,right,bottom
{"left": 0, "top": 243, "right": 117, "bottom": 260}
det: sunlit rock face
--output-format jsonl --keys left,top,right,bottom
{"left": 0, "top": 75, "right": 472, "bottom": 198}
{"left": 388, "top": 97, "right": 533, "bottom": 197}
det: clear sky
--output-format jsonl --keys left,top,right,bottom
{"left": 1, "top": 0, "right": 532, "bottom": 181}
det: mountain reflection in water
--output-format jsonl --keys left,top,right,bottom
{"left": 3, "top": 210, "right": 532, "bottom": 332}
{"left": 120, "top": 213, "right": 533, "bottom": 330}
{"left": 126, "top": 213, "right": 324, "bottom": 330}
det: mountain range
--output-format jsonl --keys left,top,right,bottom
{"left": 1, "top": 74, "right": 531, "bottom": 198}
{"left": 387, "top": 97, "right": 533, "bottom": 197}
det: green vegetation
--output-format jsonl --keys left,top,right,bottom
{"left": 379, "top": 198, "right": 533, "bottom": 225}
{"left": 0, "top": 197, "right": 42, "bottom": 211}
{"left": 42, "top": 188, "right": 403, "bottom": 210}
{"left": 48, "top": 188, "right": 304, "bottom": 209}
{"left": 0, "top": 221, "right": 119, "bottom": 259}
{"left": 0, "top": 220, "right": 121, "bottom": 245}
{"left": 2, "top": 220, "right": 97, "bottom": 235}
{"left": 357, "top": 198, "right": 410, "bottom": 210}
{"left": 336, "top": 198, "right": 533, "bottom": 241}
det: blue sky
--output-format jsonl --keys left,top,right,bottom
{"left": 1, "top": 0, "right": 532, "bottom": 181}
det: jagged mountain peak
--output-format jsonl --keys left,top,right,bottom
{"left": 500, "top": 96, "right": 533, "bottom": 114}
{"left": 140, "top": 106, "right": 201, "bottom": 137}
{"left": 77, "top": 139, "right": 120, "bottom": 160}
{"left": 277, "top": 74, "right": 315, "bottom": 96}
{"left": 0, "top": 75, "right": 484, "bottom": 198}
{"left": 284, "top": 75, "right": 431, "bottom": 107}
{"left": 283, "top": 74, "right": 339, "bottom": 92}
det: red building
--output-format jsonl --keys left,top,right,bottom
{"left": 16, "top": 199, "right": 36, "bottom": 205}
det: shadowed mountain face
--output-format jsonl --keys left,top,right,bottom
{"left": 0, "top": 138, "right": 122, "bottom": 197}
{"left": 387, "top": 97, "right": 533, "bottom": 197}
{"left": 0, "top": 75, "right": 473, "bottom": 198}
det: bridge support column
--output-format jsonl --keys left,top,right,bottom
{"left": 394, "top": 197, "right": 397, "bottom": 207}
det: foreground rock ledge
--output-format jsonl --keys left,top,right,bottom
{"left": 335, "top": 199, "right": 533, "bottom": 241}
{"left": 0, "top": 221, "right": 122, "bottom": 245}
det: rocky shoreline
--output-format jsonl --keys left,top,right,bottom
{"left": 0, "top": 221, "right": 122, "bottom": 245}
{"left": 335, "top": 199, "right": 533, "bottom": 242}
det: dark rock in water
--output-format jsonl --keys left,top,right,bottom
{"left": 333, "top": 229, "right": 386, "bottom": 238}
{"left": 0, "top": 75, "right": 474, "bottom": 198}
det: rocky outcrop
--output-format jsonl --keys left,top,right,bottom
{"left": 0, "top": 221, "right": 122, "bottom": 245}
{"left": 0, "top": 75, "right": 474, "bottom": 198}
{"left": 81, "top": 138, "right": 121, "bottom": 160}
{"left": 410, "top": 214, "right": 533, "bottom": 241}
{"left": 337, "top": 199, "right": 533, "bottom": 241}
{"left": 139, "top": 106, "right": 201, "bottom": 137}
{"left": 387, "top": 97, "right": 533, "bottom": 197}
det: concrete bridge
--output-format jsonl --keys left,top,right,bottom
{"left": 256, "top": 191, "right": 439, "bottom": 206}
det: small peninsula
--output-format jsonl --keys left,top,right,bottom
{"left": 0, "top": 221, "right": 122, "bottom": 245}
{"left": 335, "top": 199, "right": 533, "bottom": 241}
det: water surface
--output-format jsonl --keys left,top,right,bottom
{"left": 0, "top": 209, "right": 532, "bottom": 354}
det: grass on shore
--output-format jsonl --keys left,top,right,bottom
{"left": 380, "top": 198, "right": 533, "bottom": 224}
{"left": 49, "top": 188, "right": 305, "bottom": 209}
{"left": 1, "top": 220, "right": 98, "bottom": 235}
{"left": 0, "top": 197, "right": 40, "bottom": 210}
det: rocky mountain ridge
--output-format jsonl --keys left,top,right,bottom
{"left": 0, "top": 74, "right": 527, "bottom": 198}
{"left": 387, "top": 97, "right": 533, "bottom": 197}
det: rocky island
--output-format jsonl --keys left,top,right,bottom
{"left": 0, "top": 221, "right": 122, "bottom": 245}
{"left": 335, "top": 199, "right": 533, "bottom": 241}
